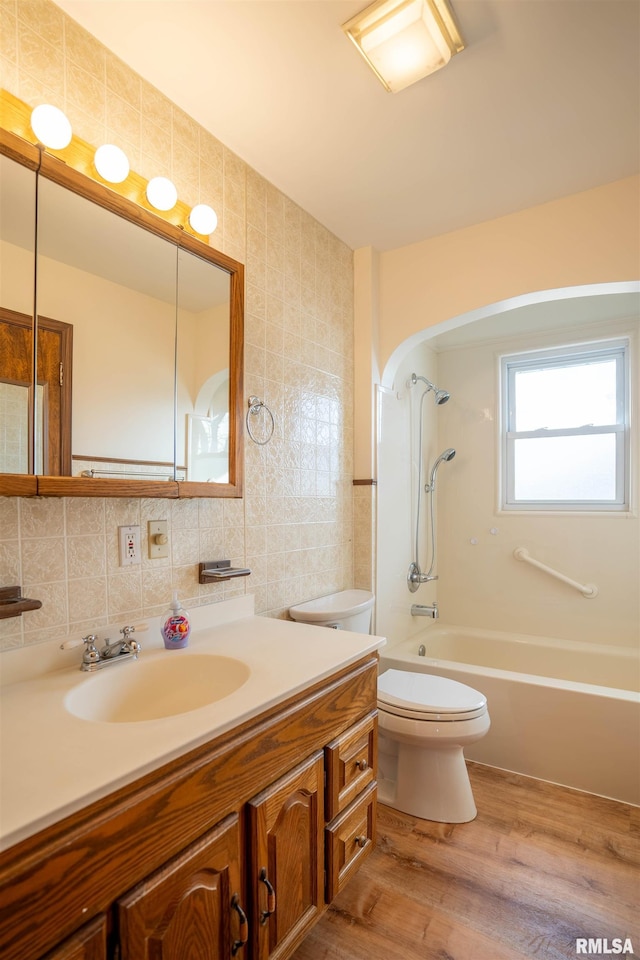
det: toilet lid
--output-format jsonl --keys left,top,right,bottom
{"left": 377, "top": 669, "right": 487, "bottom": 721}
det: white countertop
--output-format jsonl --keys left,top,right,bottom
{"left": 0, "top": 596, "right": 385, "bottom": 852}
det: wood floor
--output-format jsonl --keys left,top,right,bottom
{"left": 292, "top": 762, "right": 640, "bottom": 960}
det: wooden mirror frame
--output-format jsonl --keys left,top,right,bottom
{"left": 0, "top": 128, "right": 244, "bottom": 499}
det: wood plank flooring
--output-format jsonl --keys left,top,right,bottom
{"left": 292, "top": 762, "right": 640, "bottom": 960}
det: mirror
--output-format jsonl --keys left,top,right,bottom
{"left": 0, "top": 131, "right": 244, "bottom": 497}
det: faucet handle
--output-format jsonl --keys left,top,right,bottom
{"left": 119, "top": 623, "right": 145, "bottom": 655}
{"left": 81, "top": 634, "right": 101, "bottom": 665}
{"left": 120, "top": 622, "right": 148, "bottom": 638}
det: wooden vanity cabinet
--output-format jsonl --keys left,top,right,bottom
{"left": 0, "top": 655, "right": 378, "bottom": 960}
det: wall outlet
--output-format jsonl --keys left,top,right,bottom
{"left": 148, "top": 520, "right": 169, "bottom": 559}
{"left": 118, "top": 525, "right": 141, "bottom": 566}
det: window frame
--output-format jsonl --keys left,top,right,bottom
{"left": 500, "top": 338, "right": 630, "bottom": 512}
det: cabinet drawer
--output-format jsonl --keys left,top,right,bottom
{"left": 325, "top": 782, "right": 377, "bottom": 901}
{"left": 325, "top": 711, "right": 377, "bottom": 819}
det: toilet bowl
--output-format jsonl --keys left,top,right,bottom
{"left": 287, "top": 591, "right": 490, "bottom": 823}
{"left": 377, "top": 669, "right": 490, "bottom": 823}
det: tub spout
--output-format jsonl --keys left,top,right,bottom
{"left": 411, "top": 602, "right": 438, "bottom": 619}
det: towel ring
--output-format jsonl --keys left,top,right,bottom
{"left": 246, "top": 396, "right": 275, "bottom": 445}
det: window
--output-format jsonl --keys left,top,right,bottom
{"left": 501, "top": 339, "right": 630, "bottom": 511}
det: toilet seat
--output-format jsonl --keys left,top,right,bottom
{"left": 378, "top": 669, "right": 487, "bottom": 722}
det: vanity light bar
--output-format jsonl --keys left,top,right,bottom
{"left": 9, "top": 93, "right": 218, "bottom": 237}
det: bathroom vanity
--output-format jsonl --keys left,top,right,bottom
{"left": 0, "top": 600, "right": 382, "bottom": 960}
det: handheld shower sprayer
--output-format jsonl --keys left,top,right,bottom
{"left": 408, "top": 446, "right": 456, "bottom": 593}
{"left": 425, "top": 447, "right": 456, "bottom": 492}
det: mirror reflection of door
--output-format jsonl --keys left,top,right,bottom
{"left": 0, "top": 307, "right": 72, "bottom": 475}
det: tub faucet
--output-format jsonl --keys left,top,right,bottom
{"left": 411, "top": 602, "right": 438, "bottom": 619}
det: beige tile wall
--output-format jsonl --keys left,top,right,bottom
{"left": 0, "top": 0, "right": 371, "bottom": 650}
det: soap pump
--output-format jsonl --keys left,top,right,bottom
{"left": 161, "top": 591, "right": 191, "bottom": 649}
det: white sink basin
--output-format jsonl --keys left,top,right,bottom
{"left": 65, "top": 653, "right": 251, "bottom": 723}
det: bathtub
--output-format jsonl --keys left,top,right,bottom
{"left": 379, "top": 625, "right": 640, "bottom": 805}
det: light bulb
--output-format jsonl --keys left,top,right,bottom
{"left": 146, "top": 177, "right": 178, "bottom": 212}
{"left": 30, "top": 104, "right": 72, "bottom": 149}
{"left": 189, "top": 204, "right": 218, "bottom": 235}
{"left": 94, "top": 144, "right": 130, "bottom": 184}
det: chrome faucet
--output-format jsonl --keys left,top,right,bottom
{"left": 64, "top": 624, "right": 143, "bottom": 672}
{"left": 411, "top": 602, "right": 439, "bottom": 619}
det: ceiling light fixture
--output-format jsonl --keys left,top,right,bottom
{"left": 30, "top": 104, "right": 72, "bottom": 149}
{"left": 94, "top": 144, "right": 130, "bottom": 184}
{"left": 189, "top": 204, "right": 218, "bottom": 236}
{"left": 146, "top": 176, "right": 178, "bottom": 212}
{"left": 342, "top": 0, "right": 464, "bottom": 93}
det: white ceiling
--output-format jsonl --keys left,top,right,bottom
{"left": 52, "top": 0, "right": 640, "bottom": 253}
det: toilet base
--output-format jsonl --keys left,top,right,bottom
{"left": 379, "top": 735, "right": 478, "bottom": 823}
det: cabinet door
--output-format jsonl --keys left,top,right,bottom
{"left": 41, "top": 915, "right": 107, "bottom": 960}
{"left": 248, "top": 752, "right": 324, "bottom": 960}
{"left": 117, "top": 814, "right": 247, "bottom": 960}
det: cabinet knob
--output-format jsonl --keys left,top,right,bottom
{"left": 354, "top": 836, "right": 368, "bottom": 848}
{"left": 355, "top": 758, "right": 368, "bottom": 771}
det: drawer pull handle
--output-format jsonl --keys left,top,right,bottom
{"left": 355, "top": 758, "right": 368, "bottom": 771}
{"left": 354, "top": 835, "right": 368, "bottom": 849}
{"left": 231, "top": 894, "right": 248, "bottom": 955}
{"left": 259, "top": 868, "right": 276, "bottom": 924}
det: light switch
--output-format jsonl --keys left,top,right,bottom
{"left": 148, "top": 520, "right": 169, "bottom": 559}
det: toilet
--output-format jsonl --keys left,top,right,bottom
{"left": 377, "top": 669, "right": 490, "bottom": 823}
{"left": 289, "top": 589, "right": 491, "bottom": 824}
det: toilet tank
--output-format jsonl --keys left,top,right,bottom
{"left": 289, "top": 589, "right": 374, "bottom": 633}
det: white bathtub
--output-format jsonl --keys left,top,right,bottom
{"left": 379, "top": 625, "right": 640, "bottom": 805}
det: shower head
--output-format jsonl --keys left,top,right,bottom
{"left": 427, "top": 448, "right": 456, "bottom": 490}
{"left": 409, "top": 373, "right": 450, "bottom": 405}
